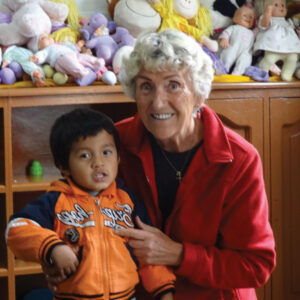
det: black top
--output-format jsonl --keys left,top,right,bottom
{"left": 149, "top": 134, "right": 203, "bottom": 227}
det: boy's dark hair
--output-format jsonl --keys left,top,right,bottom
{"left": 50, "top": 108, "right": 120, "bottom": 171}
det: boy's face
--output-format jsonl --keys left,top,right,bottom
{"left": 62, "top": 130, "right": 119, "bottom": 194}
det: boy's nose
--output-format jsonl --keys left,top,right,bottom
{"left": 92, "top": 156, "right": 104, "bottom": 168}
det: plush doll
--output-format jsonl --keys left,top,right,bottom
{"left": 86, "top": 26, "right": 135, "bottom": 66}
{"left": 2, "top": 46, "right": 45, "bottom": 87}
{"left": 199, "top": 0, "right": 247, "bottom": 34}
{"left": 0, "top": 0, "right": 69, "bottom": 48}
{"left": 111, "top": 0, "right": 161, "bottom": 37}
{"left": 219, "top": 4, "right": 256, "bottom": 75}
{"left": 29, "top": 34, "right": 105, "bottom": 82}
{"left": 253, "top": 0, "right": 300, "bottom": 81}
{"left": 148, "top": 0, "right": 218, "bottom": 52}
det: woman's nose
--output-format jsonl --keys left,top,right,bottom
{"left": 152, "top": 87, "right": 166, "bottom": 108}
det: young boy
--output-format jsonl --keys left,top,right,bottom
{"left": 6, "top": 108, "right": 175, "bottom": 300}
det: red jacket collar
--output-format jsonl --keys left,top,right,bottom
{"left": 116, "top": 105, "right": 233, "bottom": 164}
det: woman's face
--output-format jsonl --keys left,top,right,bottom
{"left": 135, "top": 68, "right": 203, "bottom": 143}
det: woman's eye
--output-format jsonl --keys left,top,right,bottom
{"left": 140, "top": 82, "right": 151, "bottom": 92}
{"left": 169, "top": 82, "right": 180, "bottom": 90}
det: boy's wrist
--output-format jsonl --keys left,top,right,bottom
{"left": 47, "top": 242, "right": 67, "bottom": 264}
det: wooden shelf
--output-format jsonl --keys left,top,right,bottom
{"left": 14, "top": 260, "right": 42, "bottom": 276}
{"left": 0, "top": 185, "right": 5, "bottom": 193}
{"left": 12, "top": 174, "right": 60, "bottom": 192}
{"left": 0, "top": 268, "right": 8, "bottom": 277}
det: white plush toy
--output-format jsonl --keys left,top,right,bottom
{"left": 111, "top": 0, "right": 161, "bottom": 37}
{"left": 0, "top": 0, "right": 69, "bottom": 48}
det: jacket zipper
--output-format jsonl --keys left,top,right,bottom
{"left": 96, "top": 197, "right": 109, "bottom": 299}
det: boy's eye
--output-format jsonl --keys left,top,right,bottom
{"left": 103, "top": 149, "right": 112, "bottom": 155}
{"left": 80, "top": 153, "right": 90, "bottom": 159}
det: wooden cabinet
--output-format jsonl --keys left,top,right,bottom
{"left": 0, "top": 82, "right": 299, "bottom": 300}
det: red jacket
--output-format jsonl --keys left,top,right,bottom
{"left": 116, "top": 105, "right": 276, "bottom": 300}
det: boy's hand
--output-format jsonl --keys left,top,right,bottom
{"left": 50, "top": 244, "right": 79, "bottom": 277}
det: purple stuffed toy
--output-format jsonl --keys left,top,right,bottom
{"left": 79, "top": 12, "right": 116, "bottom": 41}
{"left": 86, "top": 27, "right": 135, "bottom": 66}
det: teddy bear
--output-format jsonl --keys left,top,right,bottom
{"left": 86, "top": 26, "right": 135, "bottom": 66}
{"left": 0, "top": 0, "right": 69, "bottom": 49}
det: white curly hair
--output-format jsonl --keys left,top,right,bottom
{"left": 119, "top": 29, "right": 214, "bottom": 101}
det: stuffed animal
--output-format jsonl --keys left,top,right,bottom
{"left": 148, "top": 0, "right": 218, "bottom": 52}
{"left": 110, "top": 0, "right": 161, "bottom": 37}
{"left": 86, "top": 26, "right": 135, "bottom": 66}
{"left": 0, "top": 0, "right": 69, "bottom": 48}
{"left": 219, "top": 4, "right": 256, "bottom": 75}
{"left": 29, "top": 34, "right": 105, "bottom": 84}
{"left": 2, "top": 45, "right": 45, "bottom": 87}
{"left": 253, "top": 0, "right": 300, "bottom": 81}
{"left": 79, "top": 12, "right": 116, "bottom": 41}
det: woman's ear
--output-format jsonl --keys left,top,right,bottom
{"left": 194, "top": 94, "right": 205, "bottom": 107}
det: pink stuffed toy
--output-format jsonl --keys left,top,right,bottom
{"left": 0, "top": 0, "right": 69, "bottom": 48}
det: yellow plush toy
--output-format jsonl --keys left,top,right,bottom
{"left": 148, "top": 0, "right": 218, "bottom": 52}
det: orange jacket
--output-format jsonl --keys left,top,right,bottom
{"left": 6, "top": 178, "right": 175, "bottom": 299}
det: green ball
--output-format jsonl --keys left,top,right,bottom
{"left": 42, "top": 64, "right": 55, "bottom": 78}
{"left": 53, "top": 72, "right": 68, "bottom": 85}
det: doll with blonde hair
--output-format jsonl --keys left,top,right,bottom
{"left": 253, "top": 0, "right": 300, "bottom": 81}
{"left": 147, "top": 0, "right": 218, "bottom": 52}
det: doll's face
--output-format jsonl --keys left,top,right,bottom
{"left": 173, "top": 0, "right": 198, "bottom": 20}
{"left": 271, "top": 0, "right": 286, "bottom": 17}
{"left": 38, "top": 34, "right": 54, "bottom": 50}
{"left": 233, "top": 6, "right": 255, "bottom": 29}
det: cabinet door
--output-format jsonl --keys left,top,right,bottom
{"left": 207, "top": 99, "right": 266, "bottom": 300}
{"left": 270, "top": 97, "right": 300, "bottom": 300}
{"left": 207, "top": 99, "right": 264, "bottom": 157}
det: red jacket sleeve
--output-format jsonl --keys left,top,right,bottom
{"left": 175, "top": 150, "right": 276, "bottom": 289}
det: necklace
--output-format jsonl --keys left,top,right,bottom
{"left": 159, "top": 148, "right": 193, "bottom": 181}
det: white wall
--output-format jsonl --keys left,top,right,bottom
{"left": 0, "top": 0, "right": 110, "bottom": 18}
{"left": 75, "top": 0, "right": 109, "bottom": 18}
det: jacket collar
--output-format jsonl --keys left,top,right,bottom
{"left": 117, "top": 105, "right": 233, "bottom": 164}
{"left": 47, "top": 177, "right": 117, "bottom": 201}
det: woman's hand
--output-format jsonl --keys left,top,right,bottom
{"left": 114, "top": 216, "right": 184, "bottom": 267}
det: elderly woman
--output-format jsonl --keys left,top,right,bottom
{"left": 114, "top": 29, "right": 276, "bottom": 299}
{"left": 44, "top": 29, "right": 276, "bottom": 299}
